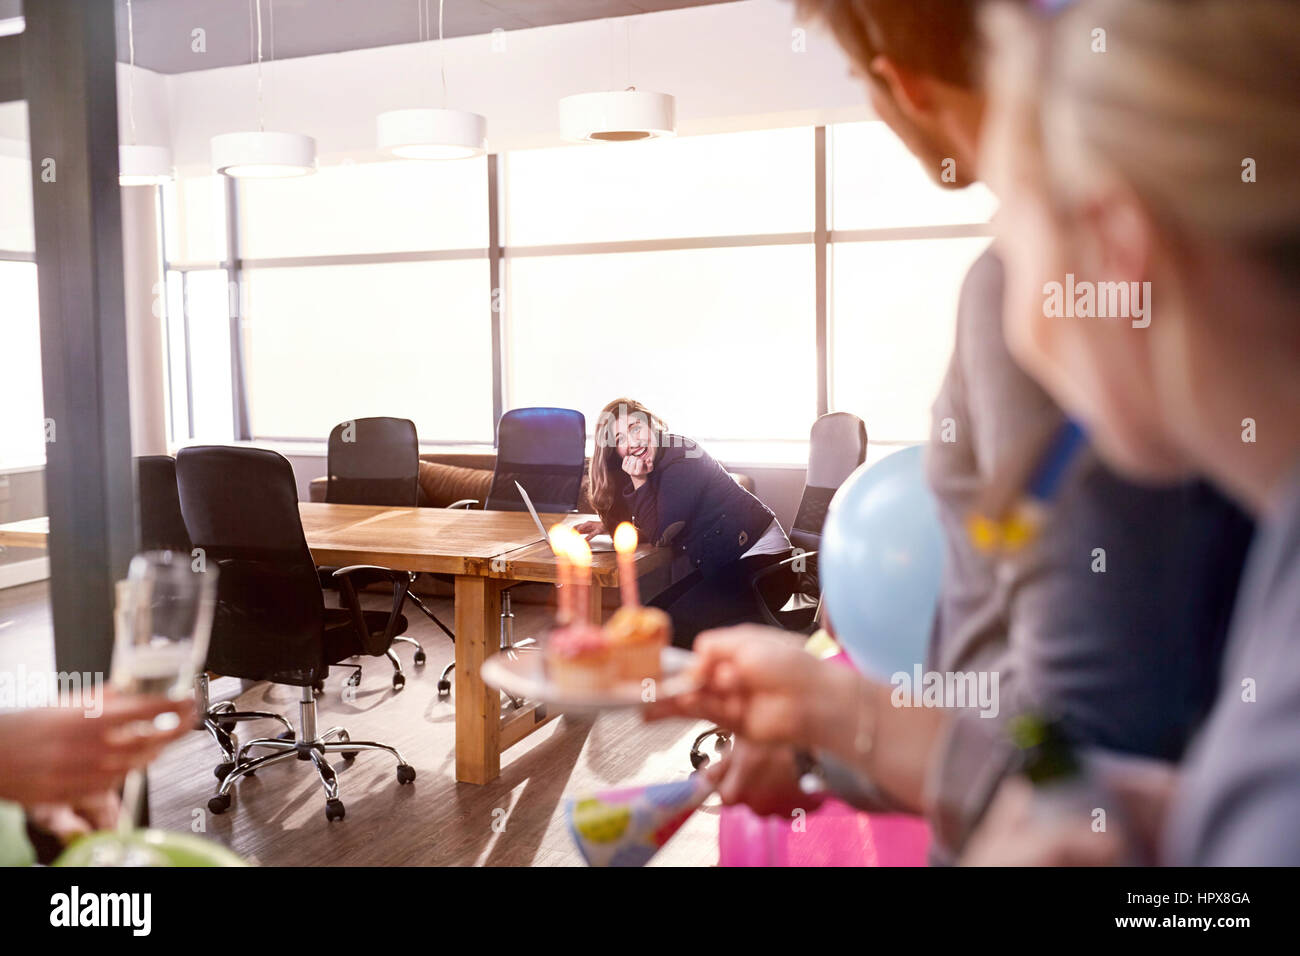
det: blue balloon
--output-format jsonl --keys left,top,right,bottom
{"left": 820, "top": 445, "right": 944, "bottom": 681}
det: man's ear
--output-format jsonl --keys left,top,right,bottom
{"left": 869, "top": 54, "right": 935, "bottom": 122}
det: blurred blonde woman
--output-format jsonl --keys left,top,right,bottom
{"left": 579, "top": 398, "right": 796, "bottom": 645}
{"left": 963, "top": 0, "right": 1300, "bottom": 865}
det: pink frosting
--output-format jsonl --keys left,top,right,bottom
{"left": 549, "top": 626, "right": 609, "bottom": 658}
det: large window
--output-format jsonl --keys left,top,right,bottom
{"left": 161, "top": 174, "right": 227, "bottom": 265}
{"left": 0, "top": 261, "right": 43, "bottom": 470}
{"left": 828, "top": 122, "right": 995, "bottom": 444}
{"left": 829, "top": 121, "right": 997, "bottom": 231}
{"left": 508, "top": 246, "right": 816, "bottom": 441}
{"left": 0, "top": 129, "right": 44, "bottom": 472}
{"left": 505, "top": 127, "right": 813, "bottom": 245}
{"left": 830, "top": 238, "right": 989, "bottom": 442}
{"left": 241, "top": 260, "right": 492, "bottom": 440}
{"left": 160, "top": 174, "right": 231, "bottom": 445}
{"left": 162, "top": 158, "right": 495, "bottom": 444}
{"left": 238, "top": 159, "right": 487, "bottom": 258}
{"left": 504, "top": 127, "right": 818, "bottom": 442}
{"left": 159, "top": 121, "right": 995, "bottom": 458}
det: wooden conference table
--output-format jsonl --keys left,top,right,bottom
{"left": 0, "top": 503, "right": 674, "bottom": 785}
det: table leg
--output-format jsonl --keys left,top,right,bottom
{"left": 454, "top": 574, "right": 502, "bottom": 784}
{"left": 587, "top": 582, "right": 604, "bottom": 627}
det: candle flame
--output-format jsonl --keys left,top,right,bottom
{"left": 549, "top": 524, "right": 574, "bottom": 555}
{"left": 614, "top": 521, "right": 638, "bottom": 555}
{"left": 569, "top": 532, "right": 593, "bottom": 568}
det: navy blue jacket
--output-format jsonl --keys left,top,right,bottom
{"left": 608, "top": 435, "right": 777, "bottom": 576}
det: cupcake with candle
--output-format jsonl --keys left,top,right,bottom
{"left": 544, "top": 522, "right": 670, "bottom": 692}
{"left": 546, "top": 625, "right": 617, "bottom": 693}
{"left": 544, "top": 527, "right": 616, "bottom": 691}
{"left": 604, "top": 605, "right": 669, "bottom": 683}
{"left": 603, "top": 523, "right": 670, "bottom": 683}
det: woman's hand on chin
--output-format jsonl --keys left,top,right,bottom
{"left": 622, "top": 452, "right": 651, "bottom": 487}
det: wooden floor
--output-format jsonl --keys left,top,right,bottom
{"left": 0, "top": 581, "right": 722, "bottom": 866}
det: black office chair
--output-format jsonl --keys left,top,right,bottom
{"left": 689, "top": 413, "right": 868, "bottom": 770}
{"left": 751, "top": 412, "right": 868, "bottom": 633}
{"left": 176, "top": 446, "right": 415, "bottom": 822}
{"left": 441, "top": 406, "right": 587, "bottom": 697}
{"left": 321, "top": 417, "right": 447, "bottom": 688}
{"left": 136, "top": 454, "right": 294, "bottom": 774}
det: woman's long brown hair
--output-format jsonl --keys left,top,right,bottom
{"left": 589, "top": 397, "right": 668, "bottom": 531}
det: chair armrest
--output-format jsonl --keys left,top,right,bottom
{"left": 334, "top": 566, "right": 410, "bottom": 655}
{"left": 446, "top": 498, "right": 479, "bottom": 510}
{"left": 332, "top": 565, "right": 410, "bottom": 584}
{"left": 750, "top": 551, "right": 817, "bottom": 585}
{"left": 778, "top": 549, "right": 817, "bottom": 567}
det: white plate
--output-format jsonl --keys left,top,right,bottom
{"left": 480, "top": 646, "right": 698, "bottom": 711}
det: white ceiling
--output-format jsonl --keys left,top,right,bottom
{"left": 0, "top": 0, "right": 739, "bottom": 74}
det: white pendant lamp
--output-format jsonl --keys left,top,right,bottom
{"left": 377, "top": 1, "right": 486, "bottom": 160}
{"left": 119, "top": 0, "right": 173, "bottom": 186}
{"left": 559, "top": 89, "right": 676, "bottom": 143}
{"left": 559, "top": 17, "right": 676, "bottom": 143}
{"left": 119, "top": 145, "right": 175, "bottom": 186}
{"left": 211, "top": 0, "right": 316, "bottom": 178}
{"left": 378, "top": 108, "right": 486, "bottom": 160}
{"left": 212, "top": 131, "right": 316, "bottom": 178}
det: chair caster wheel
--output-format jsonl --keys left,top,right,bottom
{"left": 689, "top": 751, "right": 708, "bottom": 770}
{"left": 208, "top": 794, "right": 232, "bottom": 815}
{"left": 338, "top": 731, "right": 357, "bottom": 761}
{"left": 214, "top": 761, "right": 234, "bottom": 780}
{"left": 392, "top": 673, "right": 406, "bottom": 690}
{"left": 414, "top": 650, "right": 427, "bottom": 666}
{"left": 218, "top": 719, "right": 236, "bottom": 734}
{"left": 325, "top": 798, "right": 345, "bottom": 822}
{"left": 437, "top": 679, "right": 450, "bottom": 697}
{"left": 397, "top": 764, "right": 416, "bottom": 785}
{"left": 346, "top": 670, "right": 361, "bottom": 687}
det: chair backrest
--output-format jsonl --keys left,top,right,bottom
{"left": 791, "top": 412, "right": 868, "bottom": 554}
{"left": 175, "top": 446, "right": 326, "bottom": 686}
{"left": 136, "top": 455, "right": 192, "bottom": 553}
{"left": 485, "top": 407, "right": 586, "bottom": 513}
{"left": 326, "top": 417, "right": 419, "bottom": 506}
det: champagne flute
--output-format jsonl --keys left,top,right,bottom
{"left": 94, "top": 551, "right": 216, "bottom": 865}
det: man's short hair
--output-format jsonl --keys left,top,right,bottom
{"left": 798, "top": 0, "right": 985, "bottom": 88}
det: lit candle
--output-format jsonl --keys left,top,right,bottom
{"left": 613, "top": 521, "right": 640, "bottom": 607}
{"left": 549, "top": 524, "right": 573, "bottom": 626}
{"left": 570, "top": 533, "right": 593, "bottom": 626}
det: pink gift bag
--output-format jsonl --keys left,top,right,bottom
{"left": 717, "top": 649, "right": 930, "bottom": 866}
{"left": 718, "top": 799, "right": 930, "bottom": 867}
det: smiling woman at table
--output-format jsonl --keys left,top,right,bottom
{"left": 574, "top": 397, "right": 797, "bottom": 646}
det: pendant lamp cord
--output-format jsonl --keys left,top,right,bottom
{"left": 255, "top": 0, "right": 265, "bottom": 132}
{"left": 439, "top": 0, "right": 448, "bottom": 108}
{"left": 126, "top": 0, "right": 137, "bottom": 145}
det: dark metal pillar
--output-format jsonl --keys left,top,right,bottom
{"left": 22, "top": 0, "right": 138, "bottom": 675}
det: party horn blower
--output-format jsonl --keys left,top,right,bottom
{"left": 566, "top": 774, "right": 714, "bottom": 867}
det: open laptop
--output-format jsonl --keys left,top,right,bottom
{"left": 515, "top": 481, "right": 616, "bottom": 552}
